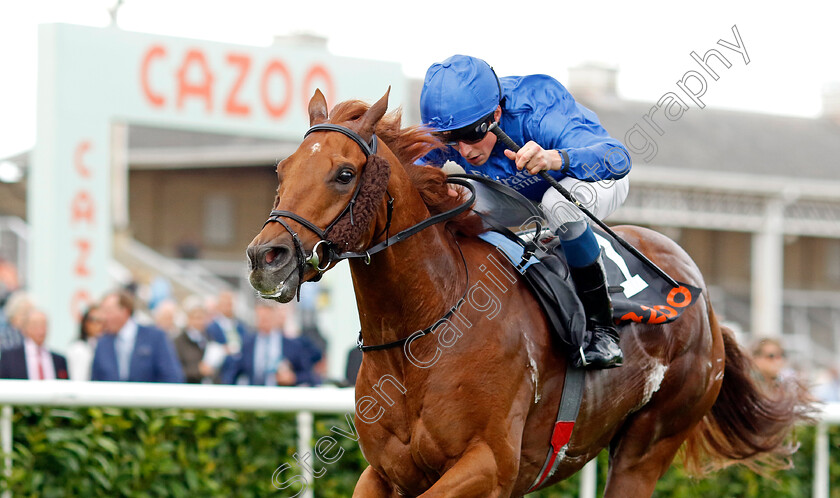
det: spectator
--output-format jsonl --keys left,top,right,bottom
{"left": 295, "top": 287, "right": 329, "bottom": 382}
{"left": 231, "top": 302, "right": 321, "bottom": 386}
{"left": 281, "top": 304, "right": 325, "bottom": 386}
{"left": 204, "top": 295, "right": 219, "bottom": 318}
{"left": 814, "top": 366, "right": 840, "bottom": 403}
{"left": 0, "top": 308, "right": 68, "bottom": 380}
{"left": 751, "top": 337, "right": 795, "bottom": 389}
{"left": 173, "top": 297, "right": 215, "bottom": 384}
{"left": 301, "top": 320, "right": 328, "bottom": 383}
{"left": 66, "top": 305, "right": 105, "bottom": 381}
{"left": 0, "top": 256, "right": 19, "bottom": 306}
{"left": 206, "top": 290, "right": 249, "bottom": 384}
{"left": 147, "top": 276, "right": 173, "bottom": 311}
{"left": 0, "top": 291, "right": 31, "bottom": 352}
{"left": 91, "top": 290, "right": 184, "bottom": 383}
{"left": 297, "top": 282, "right": 320, "bottom": 333}
{"left": 152, "top": 299, "right": 182, "bottom": 339}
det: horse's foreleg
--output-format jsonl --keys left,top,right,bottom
{"left": 353, "top": 466, "right": 395, "bottom": 497}
{"left": 418, "top": 441, "right": 513, "bottom": 498}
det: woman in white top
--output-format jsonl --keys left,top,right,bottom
{"left": 66, "top": 305, "right": 105, "bottom": 381}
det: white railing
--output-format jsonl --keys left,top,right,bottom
{"left": 0, "top": 380, "right": 833, "bottom": 497}
{"left": 0, "top": 381, "right": 355, "bottom": 498}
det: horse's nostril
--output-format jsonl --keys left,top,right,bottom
{"left": 265, "top": 247, "right": 281, "bottom": 264}
{"left": 248, "top": 244, "right": 291, "bottom": 269}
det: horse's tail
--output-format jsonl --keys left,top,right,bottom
{"left": 681, "top": 316, "right": 816, "bottom": 475}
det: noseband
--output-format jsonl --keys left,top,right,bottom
{"left": 261, "top": 122, "right": 476, "bottom": 299}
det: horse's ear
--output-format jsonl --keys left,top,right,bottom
{"left": 358, "top": 87, "right": 390, "bottom": 142}
{"left": 308, "top": 89, "right": 329, "bottom": 126}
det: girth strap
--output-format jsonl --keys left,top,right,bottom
{"left": 527, "top": 364, "right": 586, "bottom": 492}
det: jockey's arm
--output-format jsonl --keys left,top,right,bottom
{"left": 524, "top": 98, "right": 632, "bottom": 183}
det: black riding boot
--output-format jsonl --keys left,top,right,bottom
{"left": 569, "top": 256, "right": 623, "bottom": 369}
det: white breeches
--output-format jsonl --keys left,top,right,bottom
{"left": 541, "top": 176, "right": 630, "bottom": 231}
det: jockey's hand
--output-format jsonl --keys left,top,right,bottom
{"left": 504, "top": 141, "right": 563, "bottom": 175}
{"left": 442, "top": 160, "right": 465, "bottom": 198}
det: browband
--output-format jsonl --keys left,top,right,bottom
{"left": 305, "top": 124, "right": 378, "bottom": 157}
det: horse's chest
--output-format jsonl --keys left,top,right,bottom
{"left": 358, "top": 414, "right": 454, "bottom": 492}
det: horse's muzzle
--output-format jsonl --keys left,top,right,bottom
{"left": 247, "top": 241, "right": 300, "bottom": 302}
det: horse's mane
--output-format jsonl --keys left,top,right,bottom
{"left": 329, "top": 100, "right": 484, "bottom": 237}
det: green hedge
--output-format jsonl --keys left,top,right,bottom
{"left": 0, "top": 407, "right": 834, "bottom": 497}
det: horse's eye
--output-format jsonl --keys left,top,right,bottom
{"left": 336, "top": 168, "right": 355, "bottom": 184}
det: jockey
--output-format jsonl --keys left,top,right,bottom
{"left": 419, "top": 54, "right": 631, "bottom": 369}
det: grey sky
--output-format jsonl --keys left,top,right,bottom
{"left": 0, "top": 0, "right": 837, "bottom": 158}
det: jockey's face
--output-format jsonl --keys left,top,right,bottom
{"left": 454, "top": 129, "right": 497, "bottom": 166}
{"left": 451, "top": 106, "right": 502, "bottom": 166}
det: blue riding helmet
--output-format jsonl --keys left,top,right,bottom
{"left": 420, "top": 55, "right": 501, "bottom": 132}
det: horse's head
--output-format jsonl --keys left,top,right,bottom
{"left": 247, "top": 89, "right": 393, "bottom": 302}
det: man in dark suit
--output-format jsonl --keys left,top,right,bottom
{"left": 91, "top": 291, "right": 184, "bottom": 383}
{"left": 230, "top": 302, "right": 321, "bottom": 386}
{"left": 173, "top": 298, "right": 216, "bottom": 384}
{"left": 0, "top": 308, "right": 68, "bottom": 380}
{"left": 205, "top": 290, "right": 250, "bottom": 384}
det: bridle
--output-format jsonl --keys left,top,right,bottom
{"left": 261, "top": 122, "right": 477, "bottom": 300}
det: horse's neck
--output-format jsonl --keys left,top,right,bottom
{"left": 350, "top": 184, "right": 466, "bottom": 349}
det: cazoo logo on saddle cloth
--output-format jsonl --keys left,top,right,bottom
{"left": 590, "top": 231, "right": 701, "bottom": 326}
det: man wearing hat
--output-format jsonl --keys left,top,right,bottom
{"left": 419, "top": 55, "right": 631, "bottom": 369}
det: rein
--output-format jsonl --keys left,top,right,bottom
{"left": 336, "top": 177, "right": 475, "bottom": 261}
{"left": 356, "top": 231, "right": 470, "bottom": 352}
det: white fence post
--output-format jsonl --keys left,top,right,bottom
{"left": 814, "top": 421, "right": 829, "bottom": 498}
{"left": 2, "top": 405, "right": 12, "bottom": 498}
{"left": 297, "top": 410, "right": 314, "bottom": 498}
{"left": 580, "top": 457, "right": 597, "bottom": 498}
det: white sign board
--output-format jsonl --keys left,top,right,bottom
{"left": 31, "top": 24, "right": 404, "bottom": 350}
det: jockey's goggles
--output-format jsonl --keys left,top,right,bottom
{"left": 436, "top": 111, "right": 496, "bottom": 146}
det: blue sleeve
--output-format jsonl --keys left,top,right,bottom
{"left": 236, "top": 321, "right": 250, "bottom": 339}
{"left": 234, "top": 334, "right": 256, "bottom": 385}
{"left": 525, "top": 81, "right": 631, "bottom": 182}
{"left": 220, "top": 332, "right": 252, "bottom": 385}
{"left": 286, "top": 338, "right": 321, "bottom": 386}
{"left": 300, "top": 336, "right": 323, "bottom": 365}
{"left": 206, "top": 322, "right": 226, "bottom": 343}
{"left": 90, "top": 339, "right": 106, "bottom": 381}
{"left": 219, "top": 356, "right": 239, "bottom": 385}
{"left": 155, "top": 329, "right": 185, "bottom": 383}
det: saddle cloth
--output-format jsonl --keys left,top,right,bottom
{"left": 478, "top": 228, "right": 702, "bottom": 350}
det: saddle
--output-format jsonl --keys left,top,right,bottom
{"left": 452, "top": 174, "right": 702, "bottom": 352}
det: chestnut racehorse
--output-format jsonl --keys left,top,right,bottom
{"left": 247, "top": 89, "right": 811, "bottom": 497}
